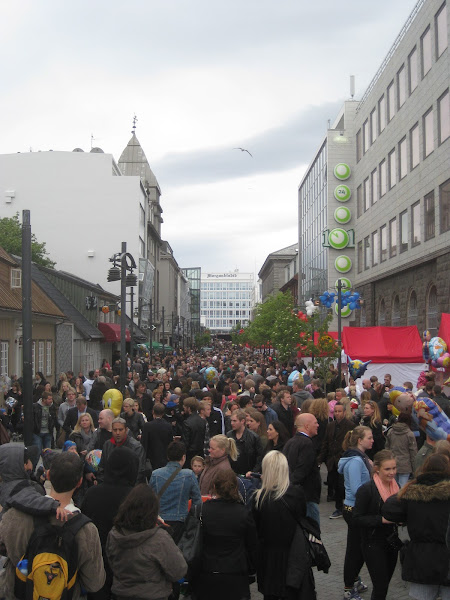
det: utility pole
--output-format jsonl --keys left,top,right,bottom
{"left": 22, "top": 210, "right": 33, "bottom": 446}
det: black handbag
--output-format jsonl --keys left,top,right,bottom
{"left": 178, "top": 503, "right": 203, "bottom": 569}
{"left": 386, "top": 526, "right": 404, "bottom": 552}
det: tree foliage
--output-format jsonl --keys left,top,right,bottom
{"left": 195, "top": 330, "right": 211, "bottom": 348}
{"left": 297, "top": 311, "right": 340, "bottom": 384}
{"left": 0, "top": 213, "right": 55, "bottom": 268}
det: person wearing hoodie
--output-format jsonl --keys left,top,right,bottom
{"left": 385, "top": 412, "right": 417, "bottom": 487}
{"left": 82, "top": 447, "right": 139, "bottom": 600}
{"left": 338, "top": 426, "right": 374, "bottom": 600}
{"left": 106, "top": 484, "right": 187, "bottom": 600}
{"left": 32, "top": 390, "right": 57, "bottom": 453}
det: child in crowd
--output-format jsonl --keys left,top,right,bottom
{"left": 191, "top": 455, "right": 205, "bottom": 479}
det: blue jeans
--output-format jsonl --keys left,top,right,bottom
{"left": 396, "top": 473, "right": 410, "bottom": 488}
{"left": 32, "top": 433, "right": 53, "bottom": 455}
{"left": 306, "top": 501, "right": 320, "bottom": 527}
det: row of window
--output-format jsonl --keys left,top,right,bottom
{"left": 202, "top": 310, "right": 251, "bottom": 318}
{"left": 201, "top": 300, "right": 252, "bottom": 308}
{"left": 356, "top": 2, "right": 448, "bottom": 161}
{"left": 357, "top": 90, "right": 449, "bottom": 215}
{"left": 0, "top": 340, "right": 53, "bottom": 378}
{"left": 201, "top": 282, "right": 254, "bottom": 291}
{"left": 357, "top": 179, "right": 450, "bottom": 272}
{"left": 206, "top": 319, "right": 248, "bottom": 329}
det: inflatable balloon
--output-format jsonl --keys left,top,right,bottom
{"left": 429, "top": 337, "right": 447, "bottom": 362}
{"left": 391, "top": 393, "right": 450, "bottom": 442}
{"left": 204, "top": 366, "right": 218, "bottom": 383}
{"left": 102, "top": 388, "right": 123, "bottom": 417}
{"left": 288, "top": 370, "right": 304, "bottom": 386}
{"left": 305, "top": 300, "right": 318, "bottom": 317}
{"left": 348, "top": 357, "right": 372, "bottom": 380}
{"left": 85, "top": 449, "right": 102, "bottom": 473}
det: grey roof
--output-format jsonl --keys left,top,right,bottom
{"left": 270, "top": 243, "right": 298, "bottom": 257}
{"left": 118, "top": 133, "right": 161, "bottom": 193}
{"left": 31, "top": 264, "right": 104, "bottom": 340}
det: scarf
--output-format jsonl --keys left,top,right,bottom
{"left": 373, "top": 472, "right": 399, "bottom": 502}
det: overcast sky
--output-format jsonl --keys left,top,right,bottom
{"left": 0, "top": 0, "right": 419, "bottom": 276}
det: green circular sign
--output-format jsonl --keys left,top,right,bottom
{"left": 335, "top": 304, "right": 353, "bottom": 318}
{"left": 334, "top": 163, "right": 351, "bottom": 180}
{"left": 329, "top": 228, "right": 350, "bottom": 250}
{"left": 335, "top": 278, "right": 352, "bottom": 292}
{"left": 335, "top": 255, "right": 352, "bottom": 273}
{"left": 334, "top": 206, "right": 351, "bottom": 224}
{"left": 334, "top": 184, "right": 352, "bottom": 202}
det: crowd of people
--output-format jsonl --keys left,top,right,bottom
{"left": 0, "top": 342, "right": 448, "bottom": 600}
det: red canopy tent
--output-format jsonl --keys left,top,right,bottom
{"left": 438, "top": 313, "right": 450, "bottom": 348}
{"left": 341, "top": 326, "right": 423, "bottom": 363}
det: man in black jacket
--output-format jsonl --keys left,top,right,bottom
{"left": 181, "top": 397, "right": 206, "bottom": 466}
{"left": 141, "top": 403, "right": 173, "bottom": 470}
{"left": 284, "top": 413, "right": 321, "bottom": 526}
{"left": 272, "top": 390, "right": 294, "bottom": 435}
{"left": 318, "top": 402, "right": 355, "bottom": 518}
{"left": 63, "top": 396, "right": 99, "bottom": 435}
{"left": 32, "top": 392, "right": 57, "bottom": 453}
{"left": 226, "top": 410, "right": 263, "bottom": 475}
{"left": 97, "top": 418, "right": 146, "bottom": 484}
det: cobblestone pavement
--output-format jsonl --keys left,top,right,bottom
{"left": 250, "top": 466, "right": 410, "bottom": 600}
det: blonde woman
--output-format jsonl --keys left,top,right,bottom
{"left": 199, "top": 434, "right": 237, "bottom": 495}
{"left": 252, "top": 451, "right": 315, "bottom": 599}
{"left": 360, "top": 400, "right": 385, "bottom": 460}
{"left": 69, "top": 413, "right": 95, "bottom": 455}
{"left": 245, "top": 408, "right": 268, "bottom": 449}
{"left": 120, "top": 398, "right": 145, "bottom": 440}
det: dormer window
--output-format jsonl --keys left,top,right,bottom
{"left": 11, "top": 268, "right": 22, "bottom": 288}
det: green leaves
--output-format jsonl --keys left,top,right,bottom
{"left": 0, "top": 213, "right": 55, "bottom": 268}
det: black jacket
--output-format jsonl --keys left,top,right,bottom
{"left": 199, "top": 498, "right": 257, "bottom": 575}
{"left": 32, "top": 401, "right": 57, "bottom": 435}
{"left": 98, "top": 435, "right": 147, "bottom": 485}
{"left": 283, "top": 433, "right": 321, "bottom": 504}
{"left": 272, "top": 402, "right": 294, "bottom": 436}
{"left": 318, "top": 418, "right": 355, "bottom": 471}
{"left": 141, "top": 418, "right": 173, "bottom": 470}
{"left": 360, "top": 416, "right": 385, "bottom": 460}
{"left": 88, "top": 381, "right": 109, "bottom": 412}
{"left": 227, "top": 428, "right": 264, "bottom": 474}
{"left": 119, "top": 411, "right": 145, "bottom": 440}
{"left": 182, "top": 412, "right": 206, "bottom": 463}
{"left": 353, "top": 479, "right": 396, "bottom": 543}
{"left": 383, "top": 473, "right": 450, "bottom": 585}
{"left": 63, "top": 406, "right": 99, "bottom": 434}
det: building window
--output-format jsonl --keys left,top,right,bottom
{"left": 438, "top": 89, "right": 449, "bottom": 145}
{"left": 363, "top": 119, "right": 369, "bottom": 153}
{"left": 356, "top": 129, "right": 362, "bottom": 162}
{"left": 364, "top": 237, "right": 370, "bottom": 270}
{"left": 372, "top": 231, "right": 379, "bottom": 266}
{"left": 357, "top": 184, "right": 362, "bottom": 218}
{"left": 370, "top": 108, "right": 377, "bottom": 143}
{"left": 378, "top": 95, "right": 386, "bottom": 133}
{"left": 440, "top": 179, "right": 450, "bottom": 233}
{"left": 412, "top": 201, "right": 421, "bottom": 246}
{"left": 379, "top": 225, "right": 387, "bottom": 262}
{"left": 427, "top": 285, "right": 438, "bottom": 335}
{"left": 408, "top": 47, "right": 418, "bottom": 94}
{"left": 46, "top": 341, "right": 52, "bottom": 377}
{"left": 389, "top": 149, "right": 396, "bottom": 189}
{"left": 0, "top": 342, "right": 8, "bottom": 376}
{"left": 139, "top": 204, "right": 145, "bottom": 226}
{"left": 387, "top": 81, "right": 395, "bottom": 121}
{"left": 410, "top": 123, "right": 420, "bottom": 169}
{"left": 11, "top": 268, "right": 21, "bottom": 288}
{"left": 364, "top": 178, "right": 370, "bottom": 212}
{"left": 425, "top": 191, "right": 435, "bottom": 240}
{"left": 357, "top": 241, "right": 363, "bottom": 274}
{"left": 423, "top": 108, "right": 434, "bottom": 157}
{"left": 38, "top": 341, "right": 44, "bottom": 374}
{"left": 421, "top": 26, "right": 432, "bottom": 77}
{"left": 398, "top": 137, "right": 407, "bottom": 180}
{"left": 397, "top": 65, "right": 406, "bottom": 108}
{"left": 390, "top": 218, "right": 397, "bottom": 258}
{"left": 371, "top": 169, "right": 378, "bottom": 205}
{"left": 378, "top": 299, "right": 386, "bottom": 326}
{"left": 139, "top": 237, "right": 145, "bottom": 258}
{"left": 407, "top": 290, "right": 418, "bottom": 326}
{"left": 392, "top": 295, "right": 401, "bottom": 326}
{"left": 400, "top": 210, "right": 408, "bottom": 253}
{"left": 436, "top": 2, "right": 448, "bottom": 58}
{"left": 380, "top": 159, "right": 387, "bottom": 197}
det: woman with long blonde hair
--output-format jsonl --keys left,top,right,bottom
{"left": 199, "top": 434, "right": 237, "bottom": 495}
{"left": 252, "top": 451, "right": 315, "bottom": 599}
{"left": 360, "top": 400, "right": 385, "bottom": 460}
{"left": 69, "top": 412, "right": 95, "bottom": 455}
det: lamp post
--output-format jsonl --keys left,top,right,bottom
{"left": 22, "top": 210, "right": 33, "bottom": 446}
{"left": 108, "top": 242, "right": 137, "bottom": 392}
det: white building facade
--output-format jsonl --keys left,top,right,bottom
{"left": 201, "top": 271, "right": 255, "bottom": 333}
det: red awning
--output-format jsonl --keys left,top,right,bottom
{"left": 341, "top": 326, "right": 423, "bottom": 363}
{"left": 98, "top": 322, "right": 130, "bottom": 343}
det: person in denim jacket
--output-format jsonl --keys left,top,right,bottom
{"left": 149, "top": 440, "right": 202, "bottom": 543}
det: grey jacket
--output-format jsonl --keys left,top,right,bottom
{"left": 385, "top": 422, "right": 417, "bottom": 474}
{"left": 106, "top": 525, "right": 187, "bottom": 599}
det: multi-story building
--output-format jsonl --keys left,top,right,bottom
{"left": 201, "top": 271, "right": 255, "bottom": 334}
{"left": 258, "top": 243, "right": 298, "bottom": 303}
{"left": 299, "top": 0, "right": 449, "bottom": 333}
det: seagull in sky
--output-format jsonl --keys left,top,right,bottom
{"left": 233, "top": 147, "right": 253, "bottom": 157}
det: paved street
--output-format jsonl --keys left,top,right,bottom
{"left": 250, "top": 466, "right": 410, "bottom": 600}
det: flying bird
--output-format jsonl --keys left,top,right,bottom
{"left": 233, "top": 147, "right": 253, "bottom": 157}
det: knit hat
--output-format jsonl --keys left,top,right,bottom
{"left": 63, "top": 440, "right": 77, "bottom": 452}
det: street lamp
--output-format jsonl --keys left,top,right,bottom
{"left": 108, "top": 242, "right": 137, "bottom": 391}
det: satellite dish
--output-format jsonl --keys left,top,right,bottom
{"left": 90, "top": 147, "right": 104, "bottom": 153}
{"left": 72, "top": 148, "right": 84, "bottom": 152}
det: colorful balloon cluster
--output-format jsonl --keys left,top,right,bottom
{"left": 422, "top": 331, "right": 450, "bottom": 368}
{"left": 305, "top": 300, "right": 319, "bottom": 317}
{"left": 319, "top": 292, "right": 336, "bottom": 308}
{"left": 340, "top": 291, "right": 361, "bottom": 310}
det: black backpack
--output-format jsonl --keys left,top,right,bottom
{"left": 15, "top": 512, "right": 90, "bottom": 600}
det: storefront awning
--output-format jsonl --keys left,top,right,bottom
{"left": 98, "top": 322, "right": 130, "bottom": 343}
